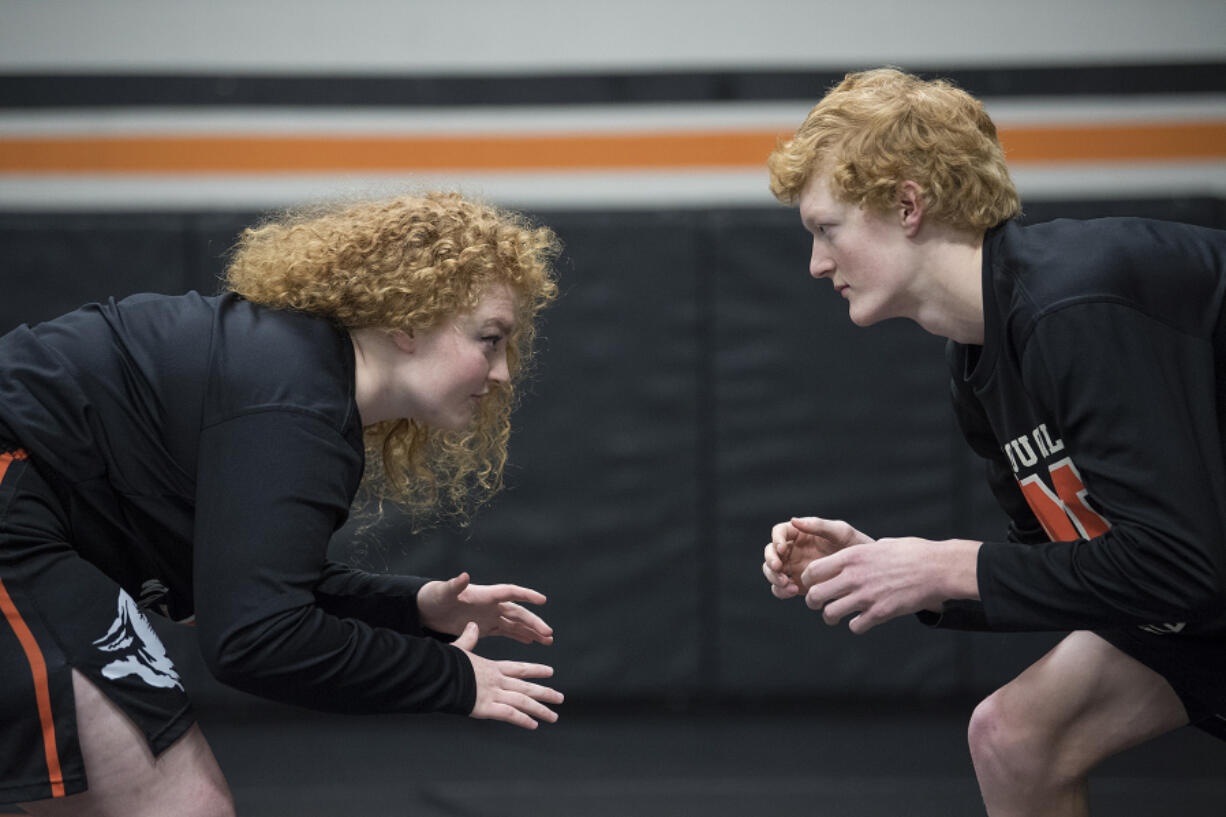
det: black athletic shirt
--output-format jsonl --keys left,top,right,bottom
{"left": 0, "top": 292, "right": 476, "bottom": 715}
{"left": 941, "top": 217, "right": 1226, "bottom": 636}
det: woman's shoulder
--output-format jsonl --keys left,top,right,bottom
{"left": 206, "top": 295, "right": 358, "bottom": 432}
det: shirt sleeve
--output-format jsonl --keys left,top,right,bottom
{"left": 313, "top": 561, "right": 432, "bottom": 634}
{"left": 976, "top": 302, "right": 1226, "bottom": 631}
{"left": 192, "top": 409, "right": 477, "bottom": 715}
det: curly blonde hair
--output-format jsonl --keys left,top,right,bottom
{"left": 768, "top": 68, "right": 1020, "bottom": 232}
{"left": 224, "top": 191, "right": 560, "bottom": 524}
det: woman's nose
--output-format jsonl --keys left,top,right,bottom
{"left": 489, "top": 350, "right": 510, "bottom": 383}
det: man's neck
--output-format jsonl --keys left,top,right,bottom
{"left": 912, "top": 227, "right": 986, "bottom": 345}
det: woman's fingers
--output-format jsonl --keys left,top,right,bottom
{"left": 487, "top": 662, "right": 563, "bottom": 728}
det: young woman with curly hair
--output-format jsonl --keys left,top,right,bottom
{"left": 762, "top": 68, "right": 1226, "bottom": 815}
{"left": 0, "top": 191, "right": 563, "bottom": 816}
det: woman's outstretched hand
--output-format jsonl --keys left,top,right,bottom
{"left": 418, "top": 572, "right": 554, "bottom": 645}
{"left": 454, "top": 622, "right": 563, "bottom": 729}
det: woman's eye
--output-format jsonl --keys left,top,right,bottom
{"left": 481, "top": 334, "right": 503, "bottom": 347}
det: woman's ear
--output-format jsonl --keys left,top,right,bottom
{"left": 898, "top": 181, "right": 924, "bottom": 236}
{"left": 389, "top": 328, "right": 416, "bottom": 353}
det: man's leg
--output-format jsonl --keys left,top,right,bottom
{"left": 967, "top": 630, "right": 1188, "bottom": 817}
{"left": 19, "top": 670, "right": 235, "bottom": 817}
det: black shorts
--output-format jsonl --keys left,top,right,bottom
{"left": 0, "top": 444, "right": 195, "bottom": 805}
{"left": 1096, "top": 625, "right": 1226, "bottom": 741}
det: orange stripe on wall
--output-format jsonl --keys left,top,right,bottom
{"left": 0, "top": 556, "right": 66, "bottom": 798}
{"left": 1000, "top": 122, "right": 1226, "bottom": 163}
{"left": 0, "top": 121, "right": 1223, "bottom": 174}
{"left": 0, "top": 131, "right": 783, "bottom": 173}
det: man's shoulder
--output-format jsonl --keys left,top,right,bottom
{"left": 997, "top": 218, "right": 1223, "bottom": 308}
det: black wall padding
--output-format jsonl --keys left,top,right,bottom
{"left": 2, "top": 197, "right": 1222, "bottom": 707}
{"left": 5, "top": 62, "right": 1223, "bottom": 108}
{"left": 0, "top": 211, "right": 257, "bottom": 330}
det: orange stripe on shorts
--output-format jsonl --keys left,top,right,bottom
{"left": 0, "top": 450, "right": 66, "bottom": 798}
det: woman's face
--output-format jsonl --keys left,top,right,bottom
{"left": 394, "top": 283, "right": 517, "bottom": 431}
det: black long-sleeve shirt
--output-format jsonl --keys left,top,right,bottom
{"left": 0, "top": 291, "right": 476, "bottom": 714}
{"left": 940, "top": 217, "right": 1226, "bottom": 636}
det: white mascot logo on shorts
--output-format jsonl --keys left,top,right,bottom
{"left": 92, "top": 589, "right": 184, "bottom": 691}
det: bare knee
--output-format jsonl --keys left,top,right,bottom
{"left": 968, "top": 691, "right": 1017, "bottom": 781}
{"left": 968, "top": 689, "right": 1074, "bottom": 791}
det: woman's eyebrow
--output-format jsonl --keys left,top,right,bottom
{"left": 482, "top": 317, "right": 514, "bottom": 333}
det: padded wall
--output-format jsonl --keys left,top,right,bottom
{"left": 2, "top": 198, "right": 1223, "bottom": 706}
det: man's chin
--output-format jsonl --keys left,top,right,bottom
{"left": 847, "top": 306, "right": 876, "bottom": 327}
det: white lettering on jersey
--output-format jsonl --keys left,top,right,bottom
{"left": 1003, "top": 424, "right": 1064, "bottom": 475}
{"left": 92, "top": 589, "right": 184, "bottom": 691}
{"left": 1034, "top": 423, "right": 1064, "bottom": 457}
{"left": 1003, "top": 426, "right": 1187, "bottom": 635}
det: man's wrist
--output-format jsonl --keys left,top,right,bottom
{"left": 939, "top": 539, "right": 982, "bottom": 602}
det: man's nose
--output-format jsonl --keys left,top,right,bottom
{"left": 810, "top": 243, "right": 834, "bottom": 279}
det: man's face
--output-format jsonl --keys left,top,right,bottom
{"left": 797, "top": 173, "right": 916, "bottom": 327}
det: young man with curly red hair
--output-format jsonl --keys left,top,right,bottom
{"left": 762, "top": 68, "right": 1226, "bottom": 816}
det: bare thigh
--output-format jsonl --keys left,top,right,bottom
{"left": 19, "top": 670, "right": 234, "bottom": 817}
{"left": 992, "top": 630, "right": 1190, "bottom": 770}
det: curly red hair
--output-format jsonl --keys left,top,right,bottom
{"left": 224, "top": 191, "right": 560, "bottom": 523}
{"left": 768, "top": 68, "right": 1020, "bottom": 231}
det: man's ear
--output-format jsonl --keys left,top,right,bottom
{"left": 898, "top": 181, "right": 924, "bottom": 237}
{"left": 389, "top": 328, "right": 415, "bottom": 353}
